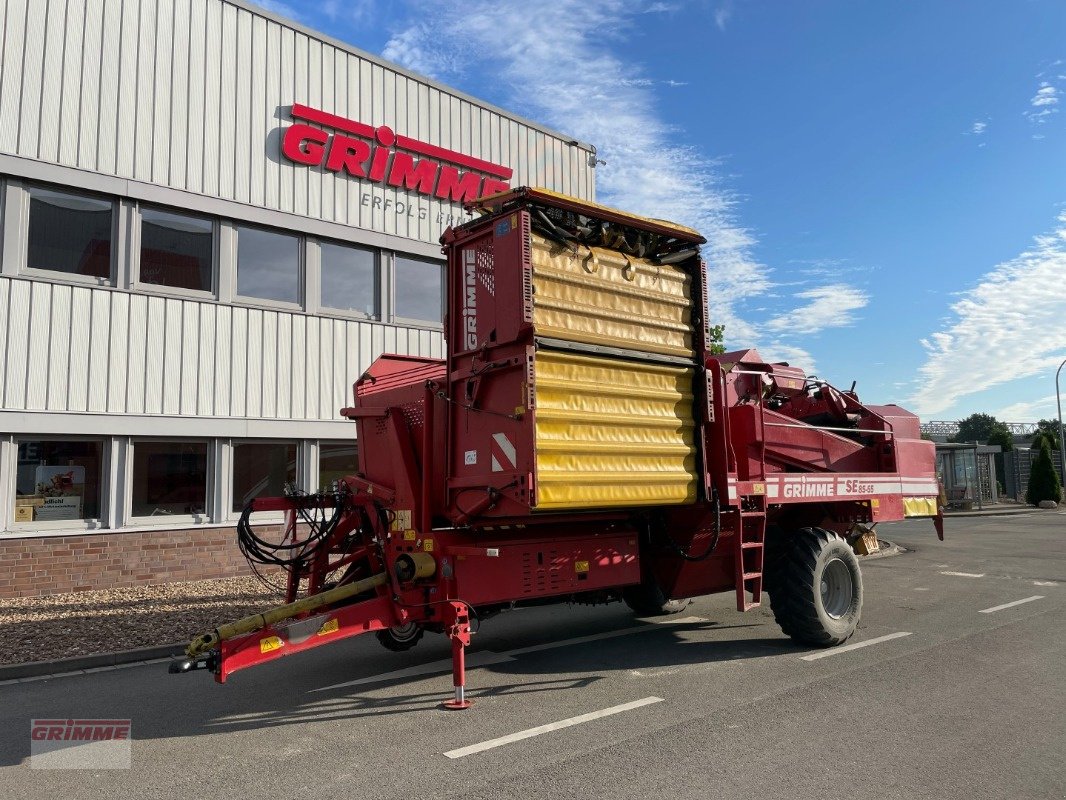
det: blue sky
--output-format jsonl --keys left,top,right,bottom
{"left": 259, "top": 0, "right": 1066, "bottom": 424}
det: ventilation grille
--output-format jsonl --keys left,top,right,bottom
{"left": 520, "top": 549, "right": 562, "bottom": 595}
{"left": 521, "top": 213, "right": 534, "bottom": 322}
{"left": 476, "top": 238, "right": 495, "bottom": 296}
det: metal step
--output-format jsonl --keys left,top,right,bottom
{"left": 734, "top": 496, "right": 767, "bottom": 612}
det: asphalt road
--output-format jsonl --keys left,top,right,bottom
{"left": 2, "top": 512, "right": 1063, "bottom": 799}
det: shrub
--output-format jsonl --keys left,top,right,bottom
{"left": 1026, "top": 438, "right": 1063, "bottom": 506}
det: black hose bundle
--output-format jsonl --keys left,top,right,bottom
{"left": 236, "top": 491, "right": 344, "bottom": 574}
{"left": 657, "top": 488, "right": 722, "bottom": 562}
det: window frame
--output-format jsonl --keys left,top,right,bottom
{"left": 9, "top": 435, "right": 110, "bottom": 532}
{"left": 126, "top": 437, "right": 212, "bottom": 526}
{"left": 132, "top": 203, "right": 218, "bottom": 300}
{"left": 315, "top": 237, "right": 381, "bottom": 321}
{"left": 20, "top": 181, "right": 118, "bottom": 287}
{"left": 317, "top": 440, "right": 360, "bottom": 492}
{"left": 391, "top": 251, "right": 445, "bottom": 328}
{"left": 226, "top": 438, "right": 303, "bottom": 521}
{"left": 233, "top": 222, "right": 304, "bottom": 311}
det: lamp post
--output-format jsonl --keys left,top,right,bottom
{"left": 1057, "top": 359, "right": 1066, "bottom": 484}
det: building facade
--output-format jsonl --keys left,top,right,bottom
{"left": 0, "top": 0, "right": 595, "bottom": 597}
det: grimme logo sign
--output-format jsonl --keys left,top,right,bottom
{"left": 281, "top": 104, "right": 513, "bottom": 204}
{"left": 30, "top": 718, "right": 132, "bottom": 769}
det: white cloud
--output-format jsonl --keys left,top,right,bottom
{"left": 253, "top": 0, "right": 304, "bottom": 21}
{"left": 970, "top": 120, "right": 987, "bottom": 135}
{"left": 643, "top": 2, "right": 678, "bottom": 11}
{"left": 1026, "top": 82, "right": 1060, "bottom": 124}
{"left": 1031, "top": 82, "right": 1059, "bottom": 107}
{"left": 995, "top": 395, "right": 1058, "bottom": 421}
{"left": 714, "top": 4, "right": 732, "bottom": 31}
{"left": 381, "top": 0, "right": 858, "bottom": 376}
{"left": 381, "top": 25, "right": 465, "bottom": 78}
{"left": 758, "top": 342, "right": 817, "bottom": 375}
{"left": 383, "top": 1, "right": 769, "bottom": 321}
{"left": 910, "top": 211, "right": 1066, "bottom": 416}
{"left": 764, "top": 284, "right": 870, "bottom": 335}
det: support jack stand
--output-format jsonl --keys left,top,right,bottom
{"left": 442, "top": 602, "right": 473, "bottom": 710}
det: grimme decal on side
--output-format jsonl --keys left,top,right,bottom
{"left": 463, "top": 248, "right": 478, "bottom": 350}
{"left": 280, "top": 104, "right": 513, "bottom": 203}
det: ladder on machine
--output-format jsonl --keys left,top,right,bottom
{"left": 735, "top": 493, "right": 767, "bottom": 612}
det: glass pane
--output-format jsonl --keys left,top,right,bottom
{"left": 395, "top": 255, "right": 442, "bottom": 322}
{"left": 27, "top": 187, "right": 112, "bottom": 279}
{"left": 236, "top": 225, "right": 300, "bottom": 303}
{"left": 131, "top": 441, "right": 208, "bottom": 517}
{"left": 14, "top": 440, "right": 103, "bottom": 522}
{"left": 319, "top": 442, "right": 358, "bottom": 490}
{"left": 232, "top": 441, "right": 298, "bottom": 512}
{"left": 140, "top": 208, "right": 214, "bottom": 291}
{"left": 320, "top": 242, "right": 378, "bottom": 316}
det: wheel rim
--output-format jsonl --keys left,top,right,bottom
{"left": 820, "top": 558, "right": 853, "bottom": 619}
{"left": 389, "top": 622, "right": 420, "bottom": 642}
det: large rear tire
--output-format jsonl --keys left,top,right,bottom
{"left": 623, "top": 580, "right": 691, "bottom": 616}
{"left": 768, "top": 527, "right": 862, "bottom": 647}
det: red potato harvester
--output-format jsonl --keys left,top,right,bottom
{"left": 171, "top": 188, "right": 942, "bottom": 709}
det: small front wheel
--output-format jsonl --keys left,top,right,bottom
{"left": 623, "top": 579, "right": 691, "bottom": 616}
{"left": 376, "top": 621, "right": 425, "bottom": 652}
{"left": 768, "top": 527, "right": 862, "bottom": 646}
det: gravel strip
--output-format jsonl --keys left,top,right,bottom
{"left": 0, "top": 576, "right": 283, "bottom": 666}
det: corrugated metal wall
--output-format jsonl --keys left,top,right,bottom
{"left": 0, "top": 276, "right": 443, "bottom": 420}
{"left": 0, "top": 0, "right": 595, "bottom": 247}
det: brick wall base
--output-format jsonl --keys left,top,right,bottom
{"left": 0, "top": 526, "right": 262, "bottom": 599}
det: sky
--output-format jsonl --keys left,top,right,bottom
{"left": 257, "top": 0, "right": 1066, "bottom": 424}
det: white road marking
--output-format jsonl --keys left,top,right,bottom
{"left": 800, "top": 632, "right": 912, "bottom": 661}
{"left": 311, "top": 650, "right": 516, "bottom": 692}
{"left": 940, "top": 571, "right": 986, "bottom": 578}
{"left": 978, "top": 596, "right": 1044, "bottom": 614}
{"left": 914, "top": 587, "right": 930, "bottom": 591}
{"left": 443, "top": 696, "right": 664, "bottom": 758}
{"left": 1034, "top": 581, "right": 1058, "bottom": 587}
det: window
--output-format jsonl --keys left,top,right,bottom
{"left": 131, "top": 441, "right": 208, "bottom": 517}
{"left": 236, "top": 225, "right": 300, "bottom": 303}
{"left": 13, "top": 439, "right": 103, "bottom": 523}
{"left": 319, "top": 442, "right": 358, "bottom": 490}
{"left": 395, "top": 255, "right": 442, "bottom": 323}
{"left": 140, "top": 207, "right": 214, "bottom": 292}
{"left": 232, "top": 441, "right": 298, "bottom": 512}
{"left": 320, "top": 241, "right": 378, "bottom": 317}
{"left": 27, "top": 186, "right": 113, "bottom": 279}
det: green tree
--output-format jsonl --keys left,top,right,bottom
{"left": 986, "top": 426, "right": 1014, "bottom": 453}
{"left": 952, "top": 413, "right": 1012, "bottom": 450}
{"left": 1031, "top": 431, "right": 1055, "bottom": 453}
{"left": 708, "top": 323, "right": 726, "bottom": 356}
{"left": 1026, "top": 437, "right": 1063, "bottom": 505}
{"left": 1033, "top": 419, "right": 1062, "bottom": 451}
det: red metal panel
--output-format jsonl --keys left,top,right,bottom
{"left": 448, "top": 531, "right": 641, "bottom": 606}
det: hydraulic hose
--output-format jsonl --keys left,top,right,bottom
{"left": 659, "top": 488, "right": 722, "bottom": 562}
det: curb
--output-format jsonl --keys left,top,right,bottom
{"left": 0, "top": 642, "right": 184, "bottom": 681}
{"left": 943, "top": 508, "right": 1048, "bottom": 518}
